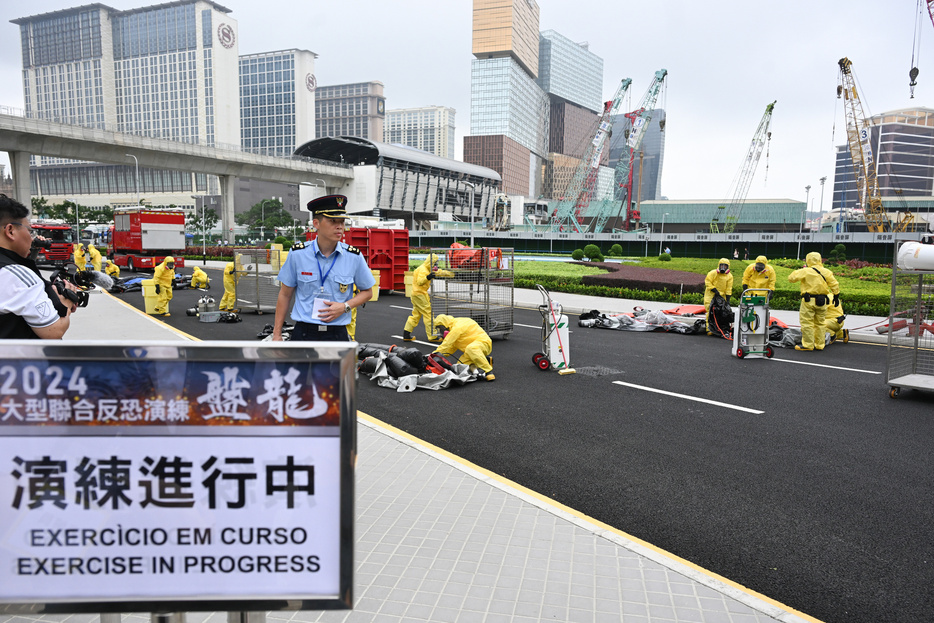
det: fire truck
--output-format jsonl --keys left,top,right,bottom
{"left": 30, "top": 220, "right": 76, "bottom": 267}
{"left": 111, "top": 208, "right": 186, "bottom": 271}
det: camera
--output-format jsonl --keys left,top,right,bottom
{"left": 30, "top": 238, "right": 52, "bottom": 250}
{"left": 53, "top": 278, "right": 90, "bottom": 308}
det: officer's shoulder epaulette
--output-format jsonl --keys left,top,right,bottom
{"left": 344, "top": 245, "right": 361, "bottom": 255}
{"left": 291, "top": 241, "right": 305, "bottom": 251}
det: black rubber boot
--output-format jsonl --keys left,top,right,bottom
{"left": 403, "top": 330, "right": 414, "bottom": 342}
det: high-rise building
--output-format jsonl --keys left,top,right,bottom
{"left": 466, "top": 0, "right": 549, "bottom": 196}
{"left": 384, "top": 106, "right": 456, "bottom": 159}
{"left": 315, "top": 81, "right": 386, "bottom": 142}
{"left": 607, "top": 110, "right": 666, "bottom": 203}
{"left": 12, "top": 1, "right": 241, "bottom": 206}
{"left": 537, "top": 30, "right": 602, "bottom": 113}
{"left": 239, "top": 49, "right": 317, "bottom": 157}
{"left": 831, "top": 107, "right": 934, "bottom": 225}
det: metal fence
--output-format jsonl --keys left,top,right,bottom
{"left": 886, "top": 263, "right": 934, "bottom": 397}
{"left": 234, "top": 250, "right": 280, "bottom": 314}
{"left": 429, "top": 247, "right": 514, "bottom": 339}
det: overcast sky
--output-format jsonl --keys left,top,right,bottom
{"left": 2, "top": 0, "right": 932, "bottom": 211}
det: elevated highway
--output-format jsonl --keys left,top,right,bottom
{"left": 0, "top": 108, "right": 353, "bottom": 234}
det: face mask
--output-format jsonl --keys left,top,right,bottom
{"left": 755, "top": 263, "right": 765, "bottom": 272}
{"left": 719, "top": 265, "right": 728, "bottom": 273}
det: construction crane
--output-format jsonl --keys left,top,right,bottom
{"left": 592, "top": 69, "right": 668, "bottom": 233}
{"left": 550, "top": 78, "right": 632, "bottom": 232}
{"left": 837, "top": 57, "right": 913, "bottom": 232}
{"left": 709, "top": 100, "right": 776, "bottom": 234}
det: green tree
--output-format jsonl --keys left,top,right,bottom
{"left": 187, "top": 208, "right": 219, "bottom": 236}
{"left": 583, "top": 244, "right": 604, "bottom": 262}
{"left": 31, "top": 197, "right": 49, "bottom": 219}
{"left": 609, "top": 243, "right": 623, "bottom": 257}
{"left": 571, "top": 249, "right": 585, "bottom": 261}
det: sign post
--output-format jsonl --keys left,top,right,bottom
{"left": 0, "top": 341, "right": 355, "bottom": 614}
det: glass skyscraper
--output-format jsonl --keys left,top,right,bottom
{"left": 315, "top": 82, "right": 386, "bottom": 142}
{"left": 12, "top": 0, "right": 241, "bottom": 205}
{"left": 240, "top": 49, "right": 317, "bottom": 157}
{"left": 537, "top": 30, "right": 602, "bottom": 114}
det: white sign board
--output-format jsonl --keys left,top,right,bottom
{"left": 0, "top": 341, "right": 355, "bottom": 613}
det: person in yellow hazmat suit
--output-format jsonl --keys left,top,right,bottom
{"left": 404, "top": 253, "right": 454, "bottom": 342}
{"left": 73, "top": 243, "right": 87, "bottom": 271}
{"left": 103, "top": 259, "right": 120, "bottom": 279}
{"left": 788, "top": 252, "right": 840, "bottom": 351}
{"left": 87, "top": 243, "right": 102, "bottom": 273}
{"left": 432, "top": 314, "right": 495, "bottom": 381}
{"left": 190, "top": 265, "right": 210, "bottom": 289}
{"left": 704, "top": 258, "right": 734, "bottom": 335}
{"left": 741, "top": 255, "right": 776, "bottom": 299}
{"left": 219, "top": 261, "right": 238, "bottom": 312}
{"left": 151, "top": 256, "right": 176, "bottom": 316}
{"left": 824, "top": 290, "right": 849, "bottom": 345}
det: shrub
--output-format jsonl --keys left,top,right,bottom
{"left": 273, "top": 235, "right": 292, "bottom": 247}
{"left": 659, "top": 252, "right": 672, "bottom": 262}
{"left": 583, "top": 244, "right": 602, "bottom": 260}
{"left": 571, "top": 248, "right": 585, "bottom": 261}
{"left": 609, "top": 243, "right": 623, "bottom": 257}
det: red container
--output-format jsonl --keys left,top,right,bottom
{"left": 306, "top": 227, "right": 409, "bottom": 291}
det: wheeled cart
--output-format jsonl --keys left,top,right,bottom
{"left": 732, "top": 288, "right": 774, "bottom": 359}
{"left": 532, "top": 284, "right": 574, "bottom": 374}
{"left": 886, "top": 239, "right": 934, "bottom": 398}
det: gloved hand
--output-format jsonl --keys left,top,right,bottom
{"left": 725, "top": 296, "right": 731, "bottom": 304}
{"left": 155, "top": 284, "right": 161, "bottom": 294}
{"left": 833, "top": 294, "right": 840, "bottom": 307}
{"left": 426, "top": 273, "right": 434, "bottom": 280}
{"left": 711, "top": 288, "right": 719, "bottom": 296}
{"left": 767, "top": 290, "right": 774, "bottom": 301}
{"left": 742, "top": 284, "right": 748, "bottom": 292}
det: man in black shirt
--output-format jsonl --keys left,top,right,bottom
{"left": 0, "top": 195, "right": 78, "bottom": 339}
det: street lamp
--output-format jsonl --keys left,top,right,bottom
{"left": 463, "top": 181, "right": 476, "bottom": 248}
{"left": 191, "top": 195, "right": 207, "bottom": 265}
{"left": 659, "top": 212, "right": 669, "bottom": 255}
{"left": 798, "top": 185, "right": 811, "bottom": 260}
{"left": 259, "top": 198, "right": 279, "bottom": 241}
{"left": 67, "top": 198, "right": 80, "bottom": 243}
{"left": 819, "top": 176, "right": 827, "bottom": 226}
{"left": 125, "top": 154, "right": 140, "bottom": 205}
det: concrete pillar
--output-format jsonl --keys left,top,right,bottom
{"left": 219, "top": 174, "right": 236, "bottom": 244}
{"left": 150, "top": 613, "right": 185, "bottom": 623}
{"left": 227, "top": 612, "right": 265, "bottom": 623}
{"left": 8, "top": 151, "right": 31, "bottom": 205}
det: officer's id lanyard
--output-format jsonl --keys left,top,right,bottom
{"left": 312, "top": 241, "right": 337, "bottom": 321}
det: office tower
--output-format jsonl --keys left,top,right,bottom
{"left": 240, "top": 49, "right": 317, "bottom": 157}
{"left": 384, "top": 106, "right": 456, "bottom": 159}
{"left": 607, "top": 109, "right": 666, "bottom": 202}
{"left": 466, "top": 0, "right": 549, "bottom": 196}
{"left": 315, "top": 82, "right": 386, "bottom": 142}
{"left": 12, "top": 1, "right": 240, "bottom": 206}
{"left": 831, "top": 107, "right": 934, "bottom": 229}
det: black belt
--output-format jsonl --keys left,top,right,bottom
{"left": 295, "top": 321, "right": 345, "bottom": 332}
{"left": 802, "top": 293, "right": 828, "bottom": 305}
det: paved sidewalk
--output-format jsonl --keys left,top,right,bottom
{"left": 1, "top": 288, "right": 821, "bottom": 622}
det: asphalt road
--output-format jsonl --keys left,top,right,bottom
{"left": 113, "top": 266, "right": 934, "bottom": 623}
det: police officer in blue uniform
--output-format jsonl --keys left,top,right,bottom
{"left": 272, "top": 194, "right": 375, "bottom": 342}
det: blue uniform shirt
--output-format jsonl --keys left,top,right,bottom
{"left": 278, "top": 240, "right": 376, "bottom": 326}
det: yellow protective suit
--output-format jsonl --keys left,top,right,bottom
{"left": 104, "top": 261, "right": 120, "bottom": 279}
{"left": 190, "top": 266, "right": 210, "bottom": 289}
{"left": 404, "top": 254, "right": 454, "bottom": 341}
{"left": 788, "top": 252, "right": 840, "bottom": 351}
{"left": 219, "top": 262, "right": 238, "bottom": 311}
{"left": 73, "top": 244, "right": 87, "bottom": 271}
{"left": 741, "top": 255, "right": 776, "bottom": 295}
{"left": 433, "top": 314, "right": 494, "bottom": 379}
{"left": 152, "top": 256, "right": 176, "bottom": 316}
{"left": 87, "top": 244, "right": 102, "bottom": 272}
{"left": 824, "top": 294, "right": 847, "bottom": 344}
{"left": 704, "top": 258, "right": 734, "bottom": 334}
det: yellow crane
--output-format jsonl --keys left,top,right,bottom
{"left": 837, "top": 57, "right": 913, "bottom": 232}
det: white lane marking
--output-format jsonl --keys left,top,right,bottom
{"left": 612, "top": 381, "right": 765, "bottom": 414}
{"left": 768, "top": 358, "right": 881, "bottom": 375}
{"left": 390, "top": 305, "right": 413, "bottom": 310}
{"left": 390, "top": 335, "right": 437, "bottom": 347}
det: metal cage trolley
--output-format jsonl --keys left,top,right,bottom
{"left": 234, "top": 250, "right": 281, "bottom": 314}
{"left": 886, "top": 238, "right": 934, "bottom": 398}
{"left": 429, "top": 246, "right": 514, "bottom": 339}
{"left": 532, "top": 284, "right": 575, "bottom": 374}
{"left": 732, "top": 287, "right": 774, "bottom": 359}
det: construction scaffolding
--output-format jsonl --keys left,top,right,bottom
{"left": 428, "top": 247, "right": 514, "bottom": 339}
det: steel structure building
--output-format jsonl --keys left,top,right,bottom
{"left": 294, "top": 136, "right": 501, "bottom": 229}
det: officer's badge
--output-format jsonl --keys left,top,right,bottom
{"left": 345, "top": 245, "right": 361, "bottom": 255}
{"left": 336, "top": 196, "right": 346, "bottom": 208}
{"left": 339, "top": 283, "right": 349, "bottom": 293}
{"left": 291, "top": 241, "right": 305, "bottom": 250}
